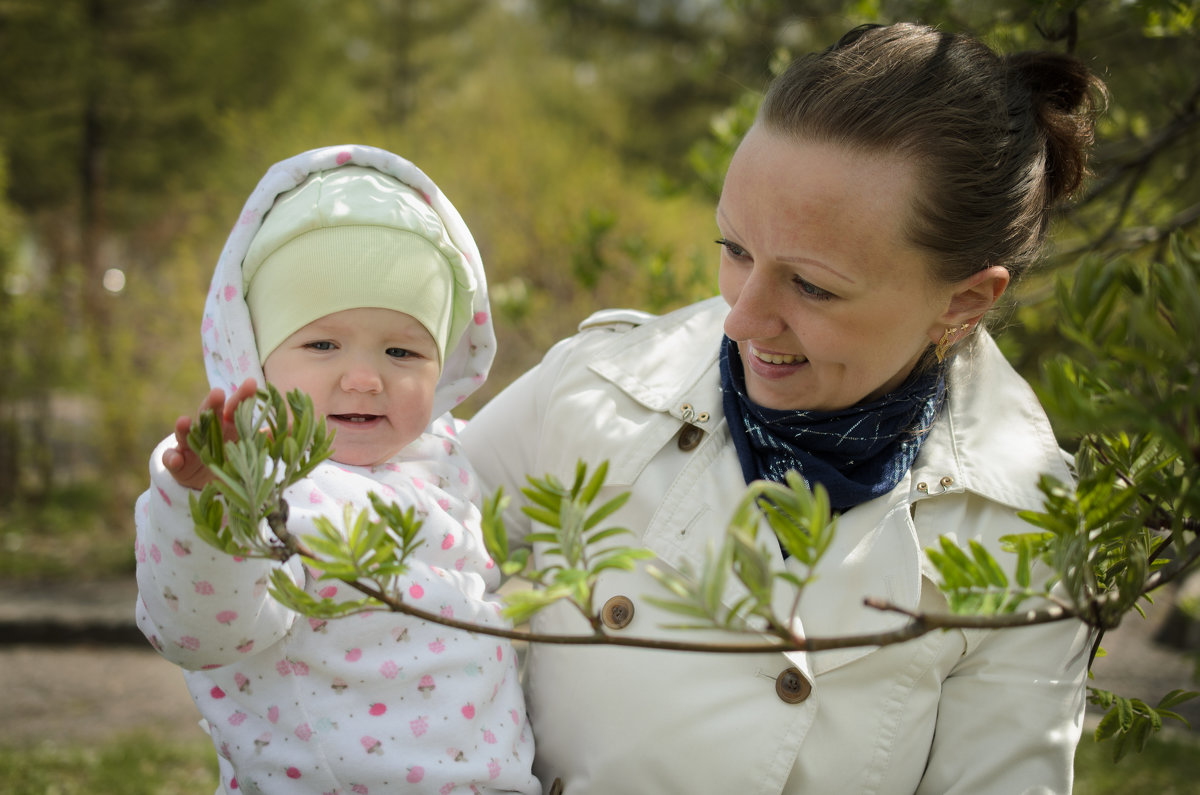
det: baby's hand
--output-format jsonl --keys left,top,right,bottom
{"left": 162, "top": 378, "right": 259, "bottom": 490}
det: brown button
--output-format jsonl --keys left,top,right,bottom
{"left": 600, "top": 595, "right": 635, "bottom": 630}
{"left": 775, "top": 666, "right": 811, "bottom": 704}
{"left": 677, "top": 423, "right": 704, "bottom": 451}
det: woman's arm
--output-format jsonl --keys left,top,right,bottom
{"left": 917, "top": 616, "right": 1092, "bottom": 795}
{"left": 914, "top": 495, "right": 1092, "bottom": 795}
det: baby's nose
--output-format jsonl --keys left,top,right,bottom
{"left": 340, "top": 366, "right": 383, "bottom": 393}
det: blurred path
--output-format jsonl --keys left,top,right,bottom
{"left": 0, "top": 645, "right": 202, "bottom": 747}
{"left": 0, "top": 579, "right": 202, "bottom": 747}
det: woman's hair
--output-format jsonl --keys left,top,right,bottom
{"left": 759, "top": 23, "right": 1107, "bottom": 284}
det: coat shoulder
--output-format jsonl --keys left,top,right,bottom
{"left": 578, "top": 307, "right": 657, "bottom": 333}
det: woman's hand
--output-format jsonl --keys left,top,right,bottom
{"left": 162, "top": 378, "right": 259, "bottom": 490}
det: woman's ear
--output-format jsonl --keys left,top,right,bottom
{"left": 928, "top": 266, "right": 1010, "bottom": 341}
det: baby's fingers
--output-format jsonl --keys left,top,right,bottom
{"left": 161, "top": 433, "right": 210, "bottom": 489}
{"left": 213, "top": 378, "right": 259, "bottom": 443}
{"left": 172, "top": 414, "right": 193, "bottom": 449}
{"left": 222, "top": 378, "right": 259, "bottom": 423}
{"left": 198, "top": 387, "right": 228, "bottom": 420}
{"left": 161, "top": 445, "right": 183, "bottom": 474}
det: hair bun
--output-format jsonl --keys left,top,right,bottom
{"left": 1005, "top": 51, "right": 1107, "bottom": 203}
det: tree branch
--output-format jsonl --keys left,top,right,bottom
{"left": 1137, "top": 534, "right": 1200, "bottom": 595}
{"left": 865, "top": 597, "right": 1074, "bottom": 629}
{"left": 1107, "top": 202, "right": 1200, "bottom": 250}
{"left": 1067, "top": 79, "right": 1200, "bottom": 215}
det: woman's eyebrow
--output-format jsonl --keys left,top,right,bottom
{"left": 778, "top": 255, "right": 856, "bottom": 285}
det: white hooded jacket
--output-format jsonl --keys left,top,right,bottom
{"left": 135, "top": 145, "right": 538, "bottom": 795}
{"left": 461, "top": 296, "right": 1091, "bottom": 795}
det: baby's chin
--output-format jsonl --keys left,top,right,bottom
{"left": 328, "top": 447, "right": 407, "bottom": 469}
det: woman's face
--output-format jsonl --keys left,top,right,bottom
{"left": 717, "top": 126, "right": 962, "bottom": 412}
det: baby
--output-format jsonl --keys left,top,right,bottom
{"left": 135, "top": 145, "right": 537, "bottom": 794}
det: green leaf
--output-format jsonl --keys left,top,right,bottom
{"left": 303, "top": 532, "right": 350, "bottom": 562}
{"left": 584, "top": 525, "right": 633, "bottom": 546}
{"left": 581, "top": 492, "right": 631, "bottom": 531}
{"left": 1093, "top": 706, "right": 1121, "bottom": 742}
{"left": 481, "top": 488, "right": 511, "bottom": 562}
{"left": 1014, "top": 540, "right": 1032, "bottom": 590}
{"left": 589, "top": 557, "right": 640, "bottom": 576}
{"left": 645, "top": 565, "right": 694, "bottom": 600}
{"left": 501, "top": 548, "right": 530, "bottom": 578}
{"left": 642, "top": 595, "right": 713, "bottom": 621}
{"left": 1157, "top": 689, "right": 1200, "bottom": 710}
{"left": 522, "top": 485, "right": 562, "bottom": 513}
{"left": 1116, "top": 696, "right": 1134, "bottom": 731}
{"left": 969, "top": 540, "right": 1009, "bottom": 589}
{"left": 521, "top": 505, "right": 561, "bottom": 528}
{"left": 283, "top": 436, "right": 299, "bottom": 465}
{"left": 579, "top": 459, "right": 609, "bottom": 505}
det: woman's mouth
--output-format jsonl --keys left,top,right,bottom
{"left": 753, "top": 350, "right": 805, "bottom": 365}
{"left": 749, "top": 345, "right": 807, "bottom": 366}
{"left": 742, "top": 343, "right": 809, "bottom": 384}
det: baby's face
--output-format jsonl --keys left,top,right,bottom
{"left": 263, "top": 308, "right": 440, "bottom": 467}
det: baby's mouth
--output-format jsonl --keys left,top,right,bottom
{"left": 330, "top": 414, "right": 380, "bottom": 424}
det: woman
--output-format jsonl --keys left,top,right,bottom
{"left": 461, "top": 23, "right": 1105, "bottom": 794}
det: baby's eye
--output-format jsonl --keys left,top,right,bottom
{"left": 304, "top": 341, "right": 336, "bottom": 351}
{"left": 386, "top": 347, "right": 414, "bottom": 359}
{"left": 715, "top": 238, "right": 749, "bottom": 259}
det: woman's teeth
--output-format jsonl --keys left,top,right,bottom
{"left": 753, "top": 350, "right": 804, "bottom": 365}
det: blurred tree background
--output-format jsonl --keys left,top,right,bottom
{"left": 0, "top": 0, "right": 1196, "bottom": 593}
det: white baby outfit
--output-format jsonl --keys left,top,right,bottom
{"left": 134, "top": 145, "right": 538, "bottom": 795}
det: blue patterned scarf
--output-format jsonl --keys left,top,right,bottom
{"left": 719, "top": 336, "right": 944, "bottom": 513}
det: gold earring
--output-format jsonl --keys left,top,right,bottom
{"left": 935, "top": 323, "right": 970, "bottom": 364}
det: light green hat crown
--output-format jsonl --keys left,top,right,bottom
{"left": 243, "top": 166, "right": 473, "bottom": 366}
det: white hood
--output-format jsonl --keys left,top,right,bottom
{"left": 198, "top": 144, "right": 495, "bottom": 421}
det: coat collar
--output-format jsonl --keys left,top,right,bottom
{"left": 587, "top": 297, "right": 727, "bottom": 424}
{"left": 584, "top": 297, "right": 1070, "bottom": 514}
{"left": 910, "top": 332, "right": 1073, "bottom": 513}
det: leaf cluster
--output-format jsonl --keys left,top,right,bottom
{"left": 186, "top": 386, "right": 333, "bottom": 560}
{"left": 1090, "top": 688, "right": 1199, "bottom": 761}
{"left": 268, "top": 496, "right": 427, "bottom": 621}
{"left": 645, "top": 473, "right": 836, "bottom": 641}
{"left": 916, "top": 236, "right": 1200, "bottom": 755}
{"left": 925, "top": 536, "right": 1043, "bottom": 616}
{"left": 482, "top": 461, "right": 653, "bottom": 629}
{"left": 1021, "top": 237, "right": 1200, "bottom": 751}
{"left": 1031, "top": 238, "right": 1200, "bottom": 618}
{"left": 183, "top": 384, "right": 442, "bottom": 621}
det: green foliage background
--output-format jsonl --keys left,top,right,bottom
{"left": 0, "top": 0, "right": 1196, "bottom": 591}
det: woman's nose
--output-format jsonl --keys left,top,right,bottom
{"left": 724, "top": 267, "right": 785, "bottom": 342}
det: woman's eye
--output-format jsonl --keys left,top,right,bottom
{"left": 715, "top": 238, "right": 749, "bottom": 259}
{"left": 794, "top": 276, "right": 835, "bottom": 300}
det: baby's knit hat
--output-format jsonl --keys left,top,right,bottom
{"left": 242, "top": 165, "right": 473, "bottom": 366}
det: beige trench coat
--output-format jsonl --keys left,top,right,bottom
{"left": 461, "top": 297, "right": 1089, "bottom": 795}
